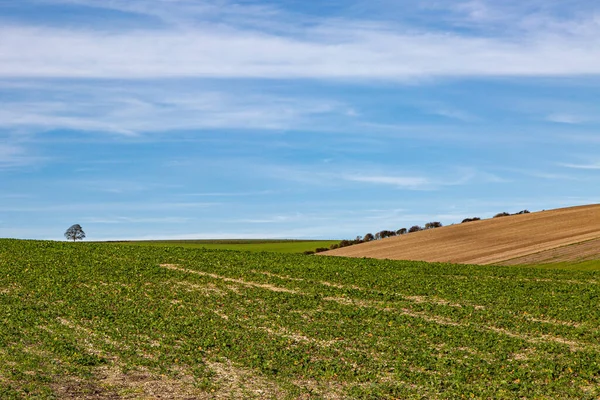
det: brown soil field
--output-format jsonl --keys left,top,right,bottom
{"left": 323, "top": 204, "right": 600, "bottom": 265}
{"left": 501, "top": 237, "right": 600, "bottom": 265}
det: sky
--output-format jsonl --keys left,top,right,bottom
{"left": 1, "top": 0, "right": 600, "bottom": 241}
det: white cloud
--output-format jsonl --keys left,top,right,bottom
{"left": 514, "top": 170, "right": 583, "bottom": 181}
{"left": 430, "top": 108, "right": 478, "bottom": 122}
{"left": 0, "top": 144, "right": 24, "bottom": 162}
{"left": 81, "top": 216, "right": 192, "bottom": 224}
{"left": 553, "top": 134, "right": 600, "bottom": 144}
{"left": 559, "top": 162, "right": 600, "bottom": 170}
{"left": 426, "top": 0, "right": 600, "bottom": 34}
{"left": 1, "top": 202, "right": 218, "bottom": 213}
{"left": 1, "top": 11, "right": 600, "bottom": 80}
{"left": 180, "top": 190, "right": 276, "bottom": 197}
{"left": 37, "top": 0, "right": 285, "bottom": 30}
{"left": 344, "top": 175, "right": 431, "bottom": 189}
{"left": 546, "top": 113, "right": 587, "bottom": 124}
{"left": 234, "top": 212, "right": 336, "bottom": 224}
{"left": 0, "top": 82, "right": 350, "bottom": 135}
{"left": 2, "top": 2, "right": 599, "bottom": 141}
{"left": 341, "top": 167, "right": 506, "bottom": 190}
{"left": 0, "top": 143, "right": 40, "bottom": 168}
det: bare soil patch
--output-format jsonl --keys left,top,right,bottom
{"left": 51, "top": 364, "right": 206, "bottom": 399}
{"left": 501, "top": 237, "right": 600, "bottom": 265}
{"left": 98, "top": 365, "right": 204, "bottom": 399}
{"left": 206, "top": 358, "right": 285, "bottom": 399}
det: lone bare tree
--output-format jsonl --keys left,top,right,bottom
{"left": 64, "top": 224, "right": 85, "bottom": 242}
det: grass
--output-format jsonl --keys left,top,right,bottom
{"left": 518, "top": 259, "right": 600, "bottom": 271}
{"left": 111, "top": 239, "right": 340, "bottom": 253}
{"left": 1, "top": 239, "right": 599, "bottom": 399}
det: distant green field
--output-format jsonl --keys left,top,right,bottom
{"left": 1, "top": 239, "right": 599, "bottom": 399}
{"left": 112, "top": 239, "right": 340, "bottom": 253}
{"left": 518, "top": 259, "right": 600, "bottom": 271}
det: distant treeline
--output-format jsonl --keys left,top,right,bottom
{"left": 305, "top": 209, "right": 530, "bottom": 254}
{"left": 493, "top": 210, "right": 530, "bottom": 218}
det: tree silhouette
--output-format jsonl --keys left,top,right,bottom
{"left": 64, "top": 224, "right": 86, "bottom": 242}
{"left": 408, "top": 225, "right": 423, "bottom": 233}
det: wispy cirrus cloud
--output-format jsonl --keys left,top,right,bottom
{"left": 0, "top": 144, "right": 25, "bottom": 166}
{"left": 0, "top": 81, "right": 351, "bottom": 135}
{"left": 81, "top": 216, "right": 192, "bottom": 224}
{"left": 32, "top": 0, "right": 285, "bottom": 30}
{"left": 341, "top": 168, "right": 507, "bottom": 190}
{"left": 510, "top": 169, "right": 584, "bottom": 181}
{"left": 2, "top": 1, "right": 600, "bottom": 81}
{"left": 429, "top": 108, "right": 479, "bottom": 122}
{"left": 67, "top": 179, "right": 180, "bottom": 194}
{"left": 235, "top": 213, "right": 318, "bottom": 224}
{"left": 422, "top": 0, "right": 600, "bottom": 33}
{"left": 1, "top": 25, "right": 599, "bottom": 80}
{"left": 0, "top": 143, "right": 41, "bottom": 168}
{"left": 1, "top": 201, "right": 218, "bottom": 213}
{"left": 559, "top": 162, "right": 600, "bottom": 170}
{"left": 258, "top": 162, "right": 507, "bottom": 191}
{"left": 344, "top": 175, "right": 431, "bottom": 189}
{"left": 545, "top": 113, "right": 588, "bottom": 124}
{"left": 39, "top": 0, "right": 596, "bottom": 35}
{"left": 180, "top": 190, "right": 277, "bottom": 197}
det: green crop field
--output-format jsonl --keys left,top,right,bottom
{"left": 1, "top": 239, "right": 599, "bottom": 399}
{"left": 111, "top": 239, "right": 340, "bottom": 254}
{"left": 519, "top": 260, "right": 600, "bottom": 272}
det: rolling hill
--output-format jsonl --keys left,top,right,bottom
{"left": 324, "top": 204, "right": 600, "bottom": 265}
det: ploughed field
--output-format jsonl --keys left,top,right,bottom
{"left": 501, "top": 237, "right": 600, "bottom": 266}
{"left": 325, "top": 204, "right": 600, "bottom": 265}
{"left": 1, "top": 240, "right": 600, "bottom": 399}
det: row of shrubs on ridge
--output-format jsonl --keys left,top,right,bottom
{"left": 304, "top": 222, "right": 443, "bottom": 254}
{"left": 304, "top": 209, "right": 530, "bottom": 255}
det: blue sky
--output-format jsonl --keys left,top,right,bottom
{"left": 1, "top": 0, "right": 600, "bottom": 240}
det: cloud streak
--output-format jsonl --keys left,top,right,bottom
{"left": 344, "top": 175, "right": 431, "bottom": 189}
{"left": 341, "top": 167, "right": 506, "bottom": 190}
{"left": 1, "top": 5, "right": 600, "bottom": 81}
{"left": 0, "top": 81, "right": 351, "bottom": 135}
{"left": 0, "top": 143, "right": 41, "bottom": 168}
{"left": 545, "top": 113, "right": 587, "bottom": 124}
{"left": 560, "top": 162, "right": 600, "bottom": 170}
{"left": 81, "top": 216, "right": 192, "bottom": 224}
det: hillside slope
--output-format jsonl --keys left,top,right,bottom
{"left": 324, "top": 204, "right": 600, "bottom": 265}
{"left": 501, "top": 237, "right": 600, "bottom": 265}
